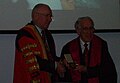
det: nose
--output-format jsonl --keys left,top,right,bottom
{"left": 47, "top": 15, "right": 53, "bottom": 22}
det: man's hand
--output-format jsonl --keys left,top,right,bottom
{"left": 74, "top": 65, "right": 87, "bottom": 72}
{"left": 56, "top": 61, "right": 66, "bottom": 77}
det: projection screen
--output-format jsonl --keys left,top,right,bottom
{"left": 0, "top": 0, "right": 119, "bottom": 30}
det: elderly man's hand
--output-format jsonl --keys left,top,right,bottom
{"left": 74, "top": 65, "right": 87, "bottom": 72}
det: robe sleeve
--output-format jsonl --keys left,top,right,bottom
{"left": 14, "top": 35, "right": 54, "bottom": 83}
{"left": 99, "top": 41, "right": 117, "bottom": 83}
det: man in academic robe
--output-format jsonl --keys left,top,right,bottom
{"left": 60, "top": 16, "right": 117, "bottom": 83}
{"left": 13, "top": 3, "right": 60, "bottom": 83}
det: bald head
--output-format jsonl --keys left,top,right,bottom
{"left": 31, "top": 3, "right": 53, "bottom": 29}
{"left": 32, "top": 4, "right": 51, "bottom": 18}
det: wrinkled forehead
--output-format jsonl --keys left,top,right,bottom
{"left": 80, "top": 18, "right": 93, "bottom": 26}
{"left": 37, "top": 5, "right": 52, "bottom": 14}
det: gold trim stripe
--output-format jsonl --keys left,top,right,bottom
{"left": 21, "top": 43, "right": 37, "bottom": 52}
{"left": 25, "top": 57, "right": 37, "bottom": 64}
{"left": 31, "top": 79, "right": 40, "bottom": 83}
{"left": 29, "top": 64, "right": 40, "bottom": 72}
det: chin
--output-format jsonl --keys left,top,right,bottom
{"left": 85, "top": 39, "right": 91, "bottom": 42}
{"left": 43, "top": 26, "right": 48, "bottom": 29}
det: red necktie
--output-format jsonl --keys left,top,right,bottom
{"left": 84, "top": 43, "right": 88, "bottom": 65}
{"left": 80, "top": 43, "right": 89, "bottom": 83}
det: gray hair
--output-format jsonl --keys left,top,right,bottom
{"left": 74, "top": 16, "right": 94, "bottom": 29}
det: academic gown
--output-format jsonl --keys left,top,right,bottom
{"left": 13, "top": 22, "right": 58, "bottom": 83}
{"left": 60, "top": 35, "right": 117, "bottom": 83}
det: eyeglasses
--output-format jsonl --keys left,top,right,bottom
{"left": 35, "top": 12, "right": 54, "bottom": 21}
{"left": 36, "top": 12, "right": 53, "bottom": 18}
{"left": 77, "top": 26, "right": 95, "bottom": 31}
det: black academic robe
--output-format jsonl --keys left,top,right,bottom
{"left": 60, "top": 35, "right": 117, "bottom": 83}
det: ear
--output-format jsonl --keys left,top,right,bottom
{"left": 75, "top": 28, "right": 81, "bottom": 35}
{"left": 92, "top": 27, "right": 95, "bottom": 32}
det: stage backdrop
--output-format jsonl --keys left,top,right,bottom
{"left": 0, "top": 0, "right": 119, "bottom": 30}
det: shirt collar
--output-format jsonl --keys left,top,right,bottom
{"left": 35, "top": 25, "right": 42, "bottom": 34}
{"left": 80, "top": 38, "right": 90, "bottom": 49}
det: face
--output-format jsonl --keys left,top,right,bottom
{"left": 32, "top": 5, "right": 53, "bottom": 29}
{"left": 76, "top": 18, "right": 95, "bottom": 42}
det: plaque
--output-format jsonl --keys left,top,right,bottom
{"left": 64, "top": 54, "right": 77, "bottom": 69}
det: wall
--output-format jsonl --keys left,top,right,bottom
{"left": 0, "top": 33, "right": 120, "bottom": 83}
